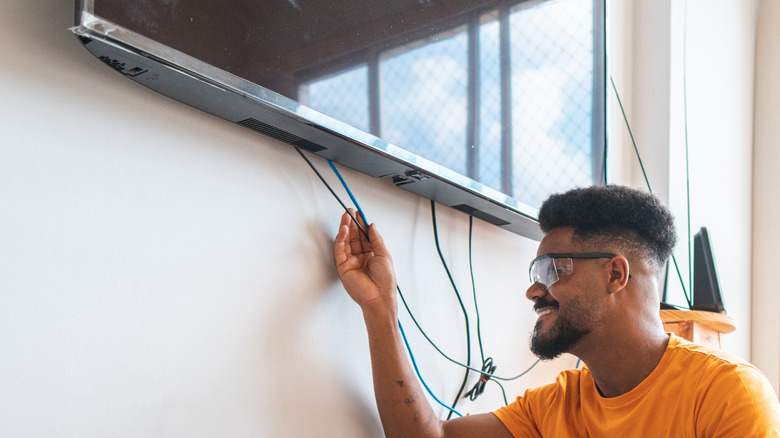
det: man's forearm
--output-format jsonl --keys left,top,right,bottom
{"left": 362, "top": 306, "right": 445, "bottom": 438}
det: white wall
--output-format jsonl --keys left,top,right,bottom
{"left": 0, "top": 1, "right": 566, "bottom": 436}
{"left": 0, "top": 1, "right": 771, "bottom": 436}
{"left": 753, "top": 0, "right": 780, "bottom": 393}
{"left": 609, "top": 0, "right": 757, "bottom": 363}
{"left": 667, "top": 0, "right": 756, "bottom": 361}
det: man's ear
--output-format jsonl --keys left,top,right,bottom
{"left": 607, "top": 256, "right": 630, "bottom": 294}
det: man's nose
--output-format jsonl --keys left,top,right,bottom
{"left": 525, "top": 281, "right": 548, "bottom": 302}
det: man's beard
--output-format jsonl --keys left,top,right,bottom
{"left": 530, "top": 296, "right": 594, "bottom": 360}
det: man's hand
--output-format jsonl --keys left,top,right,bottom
{"left": 332, "top": 209, "right": 513, "bottom": 438}
{"left": 333, "top": 209, "right": 398, "bottom": 313}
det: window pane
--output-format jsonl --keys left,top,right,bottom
{"left": 510, "top": 0, "right": 595, "bottom": 207}
{"left": 478, "top": 16, "right": 503, "bottom": 193}
{"left": 296, "top": 0, "right": 601, "bottom": 211}
{"left": 381, "top": 31, "right": 469, "bottom": 176}
{"left": 301, "top": 65, "right": 370, "bottom": 133}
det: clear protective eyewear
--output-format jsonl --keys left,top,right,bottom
{"left": 529, "top": 252, "right": 616, "bottom": 289}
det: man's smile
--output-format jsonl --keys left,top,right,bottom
{"left": 536, "top": 307, "right": 557, "bottom": 317}
{"left": 533, "top": 300, "right": 560, "bottom": 326}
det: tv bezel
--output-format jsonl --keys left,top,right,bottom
{"left": 70, "top": 0, "right": 607, "bottom": 240}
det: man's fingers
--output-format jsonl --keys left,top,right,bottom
{"left": 333, "top": 222, "right": 351, "bottom": 266}
{"left": 344, "top": 209, "right": 371, "bottom": 255}
{"left": 367, "top": 223, "right": 391, "bottom": 259}
{"left": 336, "top": 209, "right": 389, "bottom": 264}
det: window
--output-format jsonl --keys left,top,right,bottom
{"left": 300, "top": 0, "right": 604, "bottom": 209}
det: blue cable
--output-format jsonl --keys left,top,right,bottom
{"left": 399, "top": 321, "right": 464, "bottom": 417}
{"left": 326, "top": 159, "right": 462, "bottom": 418}
{"left": 327, "top": 159, "right": 369, "bottom": 226}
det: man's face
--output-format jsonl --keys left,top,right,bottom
{"left": 526, "top": 228, "right": 607, "bottom": 360}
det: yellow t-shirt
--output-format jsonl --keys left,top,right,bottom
{"left": 493, "top": 334, "right": 780, "bottom": 437}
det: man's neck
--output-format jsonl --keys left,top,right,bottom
{"left": 575, "top": 328, "right": 670, "bottom": 398}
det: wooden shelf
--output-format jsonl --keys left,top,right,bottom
{"left": 660, "top": 309, "right": 736, "bottom": 348}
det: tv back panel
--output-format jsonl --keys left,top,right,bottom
{"left": 70, "top": 0, "right": 606, "bottom": 241}
{"left": 691, "top": 227, "right": 725, "bottom": 313}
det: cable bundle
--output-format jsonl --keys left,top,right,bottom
{"left": 295, "top": 148, "right": 539, "bottom": 415}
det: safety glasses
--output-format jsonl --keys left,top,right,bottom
{"left": 529, "top": 252, "right": 616, "bottom": 289}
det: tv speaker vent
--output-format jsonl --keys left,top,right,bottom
{"left": 452, "top": 204, "right": 510, "bottom": 226}
{"left": 237, "top": 118, "right": 326, "bottom": 153}
{"left": 97, "top": 53, "right": 150, "bottom": 78}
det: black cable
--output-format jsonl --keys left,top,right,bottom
{"left": 609, "top": 78, "right": 693, "bottom": 309}
{"left": 469, "top": 216, "right": 485, "bottom": 363}
{"left": 682, "top": 0, "right": 694, "bottom": 308}
{"left": 399, "top": 208, "right": 540, "bottom": 382}
{"left": 609, "top": 76, "right": 653, "bottom": 192}
{"left": 492, "top": 378, "right": 509, "bottom": 406}
{"left": 464, "top": 215, "right": 502, "bottom": 402}
{"left": 300, "top": 150, "right": 462, "bottom": 414}
{"left": 294, "top": 148, "right": 369, "bottom": 240}
{"left": 464, "top": 356, "right": 497, "bottom": 401}
{"left": 297, "top": 148, "right": 540, "bottom": 382}
{"left": 396, "top": 283, "right": 540, "bottom": 381}
{"left": 430, "top": 201, "right": 471, "bottom": 419}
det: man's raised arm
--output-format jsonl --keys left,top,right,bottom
{"left": 333, "top": 210, "right": 512, "bottom": 438}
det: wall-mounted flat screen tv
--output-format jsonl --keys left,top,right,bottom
{"left": 72, "top": 0, "right": 606, "bottom": 240}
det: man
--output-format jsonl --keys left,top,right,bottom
{"left": 333, "top": 185, "right": 780, "bottom": 437}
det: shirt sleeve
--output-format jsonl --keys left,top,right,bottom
{"left": 695, "top": 362, "right": 780, "bottom": 437}
{"left": 493, "top": 390, "right": 544, "bottom": 438}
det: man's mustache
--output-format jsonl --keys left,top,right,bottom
{"left": 534, "top": 299, "right": 559, "bottom": 312}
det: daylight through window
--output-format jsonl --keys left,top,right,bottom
{"left": 300, "top": 0, "right": 603, "bottom": 209}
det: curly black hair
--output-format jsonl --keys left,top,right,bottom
{"left": 538, "top": 185, "right": 677, "bottom": 268}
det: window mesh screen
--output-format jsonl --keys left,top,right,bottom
{"left": 302, "top": 65, "right": 370, "bottom": 133}
{"left": 300, "top": 0, "right": 598, "bottom": 209}
{"left": 509, "top": 0, "right": 594, "bottom": 207}
{"left": 478, "top": 18, "right": 503, "bottom": 193}
{"left": 381, "top": 32, "right": 469, "bottom": 176}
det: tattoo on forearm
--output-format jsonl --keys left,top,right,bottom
{"left": 413, "top": 409, "right": 434, "bottom": 427}
{"left": 396, "top": 375, "right": 432, "bottom": 427}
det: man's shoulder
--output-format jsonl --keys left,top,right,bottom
{"left": 665, "top": 337, "right": 780, "bottom": 435}
{"left": 523, "top": 367, "right": 590, "bottom": 400}
{"left": 667, "top": 334, "right": 772, "bottom": 389}
{"left": 668, "top": 334, "right": 754, "bottom": 369}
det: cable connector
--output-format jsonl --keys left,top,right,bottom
{"left": 464, "top": 357, "right": 498, "bottom": 401}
